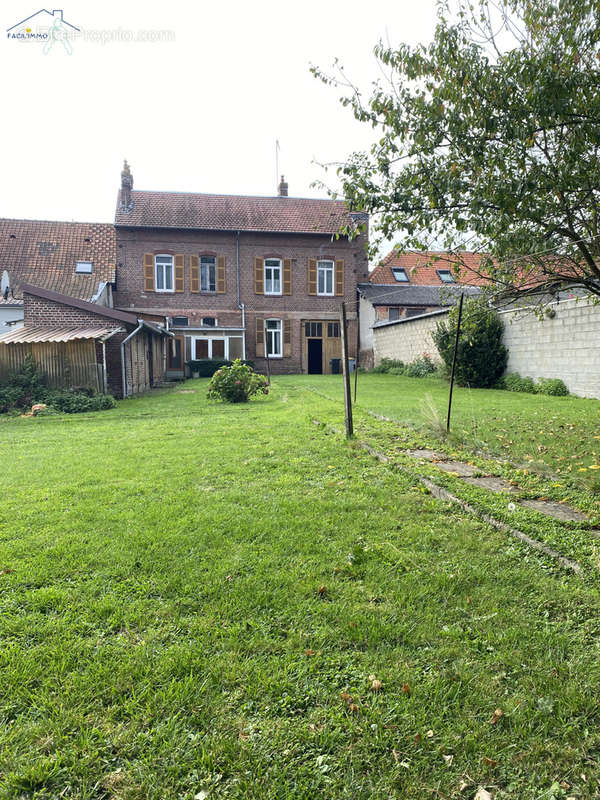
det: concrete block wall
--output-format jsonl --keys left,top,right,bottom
{"left": 499, "top": 298, "right": 600, "bottom": 399}
{"left": 373, "top": 310, "right": 448, "bottom": 365}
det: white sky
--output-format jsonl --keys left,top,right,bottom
{"left": 0, "top": 0, "right": 437, "bottom": 224}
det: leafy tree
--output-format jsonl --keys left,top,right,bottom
{"left": 432, "top": 298, "right": 508, "bottom": 387}
{"left": 313, "top": 0, "right": 600, "bottom": 300}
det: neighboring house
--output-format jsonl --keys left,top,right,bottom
{"left": 359, "top": 250, "right": 487, "bottom": 367}
{"left": 0, "top": 218, "right": 117, "bottom": 325}
{"left": 114, "top": 163, "right": 368, "bottom": 376}
{"left": 0, "top": 292, "right": 24, "bottom": 329}
{"left": 0, "top": 284, "right": 171, "bottom": 397}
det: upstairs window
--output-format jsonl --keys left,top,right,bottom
{"left": 200, "top": 256, "right": 216, "bottom": 292}
{"left": 265, "top": 318, "right": 282, "bottom": 357}
{"left": 172, "top": 316, "right": 189, "bottom": 327}
{"left": 264, "top": 259, "right": 282, "bottom": 295}
{"left": 391, "top": 268, "right": 409, "bottom": 283}
{"left": 76, "top": 260, "right": 93, "bottom": 274}
{"left": 317, "top": 260, "right": 334, "bottom": 295}
{"left": 155, "top": 255, "right": 174, "bottom": 292}
{"left": 437, "top": 270, "right": 455, "bottom": 283}
{"left": 202, "top": 317, "right": 217, "bottom": 327}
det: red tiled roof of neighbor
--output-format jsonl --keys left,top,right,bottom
{"left": 115, "top": 190, "right": 355, "bottom": 234}
{"left": 0, "top": 218, "right": 116, "bottom": 300}
{"left": 369, "top": 250, "right": 491, "bottom": 286}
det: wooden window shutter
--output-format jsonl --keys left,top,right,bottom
{"left": 283, "top": 319, "right": 292, "bottom": 357}
{"left": 174, "top": 254, "right": 185, "bottom": 292}
{"left": 217, "top": 256, "right": 226, "bottom": 293}
{"left": 283, "top": 259, "right": 292, "bottom": 295}
{"left": 144, "top": 254, "right": 155, "bottom": 291}
{"left": 190, "top": 255, "right": 200, "bottom": 293}
{"left": 308, "top": 259, "right": 317, "bottom": 295}
{"left": 334, "top": 259, "right": 344, "bottom": 296}
{"left": 255, "top": 317, "right": 264, "bottom": 354}
{"left": 254, "top": 257, "right": 264, "bottom": 294}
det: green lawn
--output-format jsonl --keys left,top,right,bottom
{"left": 296, "top": 373, "right": 600, "bottom": 491}
{"left": 1, "top": 381, "right": 600, "bottom": 798}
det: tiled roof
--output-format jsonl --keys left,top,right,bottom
{"left": 369, "top": 250, "right": 491, "bottom": 286}
{"left": 115, "top": 190, "right": 355, "bottom": 234}
{"left": 0, "top": 218, "right": 116, "bottom": 300}
{"left": 0, "top": 326, "right": 117, "bottom": 344}
{"left": 358, "top": 283, "right": 483, "bottom": 306}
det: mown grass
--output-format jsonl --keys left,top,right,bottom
{"left": 1, "top": 381, "right": 600, "bottom": 798}
{"left": 294, "top": 374, "right": 600, "bottom": 492}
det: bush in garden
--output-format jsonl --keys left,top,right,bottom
{"left": 4, "top": 354, "right": 49, "bottom": 407}
{"left": 371, "top": 358, "right": 405, "bottom": 374}
{"left": 433, "top": 298, "right": 508, "bottom": 388}
{"left": 537, "top": 378, "right": 569, "bottom": 396}
{"left": 502, "top": 373, "right": 537, "bottom": 394}
{"left": 404, "top": 353, "right": 437, "bottom": 378}
{"left": 207, "top": 359, "right": 269, "bottom": 403}
{"left": 47, "top": 391, "right": 117, "bottom": 413}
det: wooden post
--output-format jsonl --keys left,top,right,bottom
{"left": 446, "top": 292, "right": 465, "bottom": 434}
{"left": 340, "top": 302, "right": 354, "bottom": 438}
{"left": 353, "top": 308, "right": 360, "bottom": 403}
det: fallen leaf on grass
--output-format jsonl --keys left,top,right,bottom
{"left": 474, "top": 789, "right": 493, "bottom": 800}
{"left": 483, "top": 756, "right": 498, "bottom": 767}
{"left": 413, "top": 733, "right": 422, "bottom": 744}
{"left": 426, "top": 729, "right": 434, "bottom": 738}
{"left": 348, "top": 703, "right": 359, "bottom": 713}
{"left": 370, "top": 679, "right": 383, "bottom": 691}
{"left": 317, "top": 585, "right": 327, "bottom": 596}
{"left": 489, "top": 708, "right": 503, "bottom": 724}
{"left": 304, "top": 649, "right": 316, "bottom": 656}
{"left": 402, "top": 682, "right": 411, "bottom": 695}
{"left": 443, "top": 754, "right": 454, "bottom": 766}
{"left": 0, "top": 568, "right": 14, "bottom": 575}
{"left": 340, "top": 692, "right": 352, "bottom": 703}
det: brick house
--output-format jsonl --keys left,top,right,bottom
{"left": 359, "top": 250, "right": 488, "bottom": 367}
{"left": 113, "top": 163, "right": 369, "bottom": 376}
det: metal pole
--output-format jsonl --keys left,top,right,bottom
{"left": 446, "top": 293, "right": 465, "bottom": 434}
{"left": 264, "top": 322, "right": 271, "bottom": 385}
{"left": 353, "top": 309, "right": 360, "bottom": 403}
{"left": 340, "top": 302, "right": 354, "bottom": 438}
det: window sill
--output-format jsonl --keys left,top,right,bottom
{"left": 155, "top": 289, "right": 175, "bottom": 293}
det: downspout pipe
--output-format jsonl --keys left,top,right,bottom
{"left": 236, "top": 230, "right": 246, "bottom": 359}
{"left": 120, "top": 321, "right": 144, "bottom": 399}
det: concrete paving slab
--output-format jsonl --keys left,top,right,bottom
{"left": 464, "top": 476, "right": 519, "bottom": 493}
{"left": 519, "top": 499, "right": 587, "bottom": 522}
{"left": 434, "top": 461, "right": 478, "bottom": 477}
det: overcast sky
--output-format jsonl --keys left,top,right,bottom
{"left": 0, "top": 0, "right": 437, "bottom": 225}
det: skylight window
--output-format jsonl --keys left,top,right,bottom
{"left": 75, "top": 261, "right": 93, "bottom": 274}
{"left": 391, "top": 268, "right": 409, "bottom": 282}
{"left": 437, "top": 270, "right": 455, "bottom": 283}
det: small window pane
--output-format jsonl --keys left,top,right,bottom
{"left": 195, "top": 339, "right": 209, "bottom": 359}
{"left": 229, "top": 337, "right": 243, "bottom": 360}
{"left": 212, "top": 340, "right": 226, "bottom": 359}
{"left": 438, "top": 270, "right": 455, "bottom": 283}
{"left": 75, "top": 260, "right": 93, "bottom": 273}
{"left": 392, "top": 268, "right": 409, "bottom": 282}
{"left": 202, "top": 317, "right": 216, "bottom": 327}
{"left": 172, "top": 316, "right": 188, "bottom": 327}
{"left": 388, "top": 307, "right": 400, "bottom": 321}
{"left": 201, "top": 257, "right": 216, "bottom": 292}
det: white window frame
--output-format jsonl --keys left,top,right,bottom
{"left": 155, "top": 254, "right": 174, "bottom": 293}
{"left": 265, "top": 318, "right": 282, "bottom": 358}
{"left": 264, "top": 258, "right": 282, "bottom": 295}
{"left": 317, "top": 260, "right": 334, "bottom": 296}
{"left": 200, "top": 256, "right": 217, "bottom": 292}
{"left": 194, "top": 337, "right": 228, "bottom": 360}
{"left": 75, "top": 260, "right": 93, "bottom": 274}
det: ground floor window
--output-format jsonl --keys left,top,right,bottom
{"left": 193, "top": 335, "right": 244, "bottom": 361}
{"left": 265, "top": 319, "right": 282, "bottom": 357}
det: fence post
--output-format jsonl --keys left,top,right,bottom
{"left": 446, "top": 292, "right": 465, "bottom": 434}
{"left": 340, "top": 302, "right": 354, "bottom": 438}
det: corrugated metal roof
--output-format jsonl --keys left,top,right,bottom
{"left": 0, "top": 325, "right": 118, "bottom": 344}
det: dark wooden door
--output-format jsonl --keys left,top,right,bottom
{"left": 307, "top": 339, "right": 323, "bottom": 374}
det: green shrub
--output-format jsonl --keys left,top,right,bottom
{"left": 404, "top": 353, "right": 437, "bottom": 378}
{"left": 387, "top": 366, "right": 405, "bottom": 375}
{"left": 4, "top": 354, "right": 49, "bottom": 408}
{"left": 186, "top": 359, "right": 254, "bottom": 378}
{"left": 503, "top": 373, "right": 537, "bottom": 394}
{"left": 537, "top": 378, "right": 569, "bottom": 396}
{"left": 0, "top": 386, "right": 23, "bottom": 413}
{"left": 371, "top": 358, "right": 405, "bottom": 374}
{"left": 433, "top": 298, "right": 508, "bottom": 388}
{"left": 47, "top": 391, "right": 116, "bottom": 413}
{"left": 207, "top": 359, "right": 269, "bottom": 403}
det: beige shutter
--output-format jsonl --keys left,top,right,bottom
{"left": 144, "top": 254, "right": 155, "bottom": 291}
{"left": 283, "top": 319, "right": 292, "bottom": 357}
{"left": 283, "top": 258, "right": 292, "bottom": 295}
{"left": 334, "top": 259, "right": 344, "bottom": 296}
{"left": 174, "top": 254, "right": 185, "bottom": 292}
{"left": 254, "top": 257, "right": 264, "bottom": 294}
{"left": 308, "top": 258, "right": 317, "bottom": 295}
{"left": 256, "top": 317, "right": 264, "bottom": 355}
{"left": 190, "top": 255, "right": 200, "bottom": 293}
{"left": 217, "top": 256, "right": 226, "bottom": 293}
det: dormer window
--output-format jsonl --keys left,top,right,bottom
{"left": 391, "top": 268, "right": 409, "bottom": 282}
{"left": 76, "top": 261, "right": 93, "bottom": 274}
{"left": 437, "top": 270, "right": 455, "bottom": 283}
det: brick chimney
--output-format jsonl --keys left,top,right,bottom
{"left": 120, "top": 160, "right": 133, "bottom": 212}
{"left": 278, "top": 175, "right": 288, "bottom": 197}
